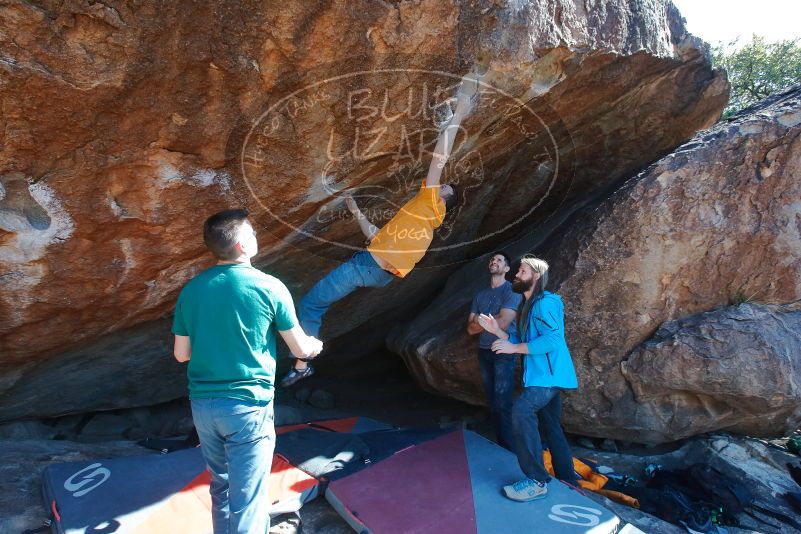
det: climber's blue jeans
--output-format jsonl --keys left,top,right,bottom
{"left": 191, "top": 398, "right": 275, "bottom": 534}
{"left": 298, "top": 251, "right": 396, "bottom": 338}
{"left": 511, "top": 386, "right": 577, "bottom": 485}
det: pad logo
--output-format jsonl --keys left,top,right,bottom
{"left": 64, "top": 463, "right": 111, "bottom": 497}
{"left": 548, "top": 504, "right": 603, "bottom": 526}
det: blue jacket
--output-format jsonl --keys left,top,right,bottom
{"left": 509, "top": 291, "right": 578, "bottom": 389}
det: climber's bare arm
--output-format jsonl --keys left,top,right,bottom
{"left": 425, "top": 76, "right": 478, "bottom": 187}
{"left": 345, "top": 195, "right": 378, "bottom": 242}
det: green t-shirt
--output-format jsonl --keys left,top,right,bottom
{"left": 171, "top": 263, "right": 297, "bottom": 404}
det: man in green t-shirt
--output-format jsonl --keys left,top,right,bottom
{"left": 172, "top": 209, "right": 322, "bottom": 534}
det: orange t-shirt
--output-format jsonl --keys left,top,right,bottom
{"left": 367, "top": 184, "right": 446, "bottom": 278}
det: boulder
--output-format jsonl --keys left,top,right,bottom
{"left": 0, "top": 319, "right": 182, "bottom": 421}
{"left": 390, "top": 85, "right": 801, "bottom": 443}
{"left": 0, "top": 0, "right": 726, "bottom": 420}
{"left": 554, "top": 86, "right": 801, "bottom": 442}
{"left": 79, "top": 413, "right": 133, "bottom": 440}
{"left": 0, "top": 420, "right": 56, "bottom": 440}
{"left": 622, "top": 303, "right": 801, "bottom": 441}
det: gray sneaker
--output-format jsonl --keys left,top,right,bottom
{"left": 503, "top": 477, "right": 547, "bottom": 502}
{"left": 280, "top": 365, "right": 314, "bottom": 387}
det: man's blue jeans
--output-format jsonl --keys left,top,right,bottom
{"left": 298, "top": 251, "right": 395, "bottom": 338}
{"left": 477, "top": 348, "right": 516, "bottom": 450}
{"left": 511, "top": 386, "right": 577, "bottom": 485}
{"left": 191, "top": 398, "right": 275, "bottom": 534}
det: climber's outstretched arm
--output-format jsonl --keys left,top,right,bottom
{"left": 345, "top": 195, "right": 378, "bottom": 242}
{"left": 425, "top": 77, "right": 477, "bottom": 187}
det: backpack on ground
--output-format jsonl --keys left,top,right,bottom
{"left": 630, "top": 485, "right": 719, "bottom": 533}
{"left": 648, "top": 463, "right": 801, "bottom": 531}
{"left": 674, "top": 464, "right": 752, "bottom": 516}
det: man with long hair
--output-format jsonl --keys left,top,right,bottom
{"left": 478, "top": 256, "right": 579, "bottom": 501}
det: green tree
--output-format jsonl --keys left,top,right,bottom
{"left": 713, "top": 35, "right": 801, "bottom": 117}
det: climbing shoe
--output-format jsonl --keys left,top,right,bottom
{"left": 280, "top": 365, "right": 314, "bottom": 387}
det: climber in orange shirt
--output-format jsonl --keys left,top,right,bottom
{"left": 280, "top": 73, "right": 479, "bottom": 387}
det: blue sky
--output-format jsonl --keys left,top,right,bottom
{"left": 670, "top": 0, "right": 801, "bottom": 48}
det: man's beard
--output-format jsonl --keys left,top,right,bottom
{"left": 512, "top": 277, "right": 533, "bottom": 294}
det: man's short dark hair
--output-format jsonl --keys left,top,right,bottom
{"left": 443, "top": 185, "right": 459, "bottom": 211}
{"left": 203, "top": 208, "right": 250, "bottom": 261}
{"left": 490, "top": 250, "right": 512, "bottom": 267}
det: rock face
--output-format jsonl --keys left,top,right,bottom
{"left": 390, "top": 86, "right": 801, "bottom": 443}
{"left": 623, "top": 303, "right": 801, "bottom": 440}
{"left": 0, "top": 0, "right": 726, "bottom": 421}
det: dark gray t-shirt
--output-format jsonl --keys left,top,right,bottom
{"left": 470, "top": 280, "right": 523, "bottom": 349}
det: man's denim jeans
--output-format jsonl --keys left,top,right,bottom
{"left": 511, "top": 386, "right": 577, "bottom": 485}
{"left": 477, "top": 348, "right": 516, "bottom": 450}
{"left": 298, "top": 251, "right": 395, "bottom": 338}
{"left": 191, "top": 398, "right": 275, "bottom": 534}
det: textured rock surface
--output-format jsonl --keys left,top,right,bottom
{"left": 622, "top": 303, "right": 801, "bottom": 440}
{"left": 390, "top": 86, "right": 801, "bottom": 443}
{"left": 0, "top": 320, "right": 181, "bottom": 421}
{"left": 553, "top": 86, "right": 801, "bottom": 442}
{"left": 0, "top": 0, "right": 726, "bottom": 421}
